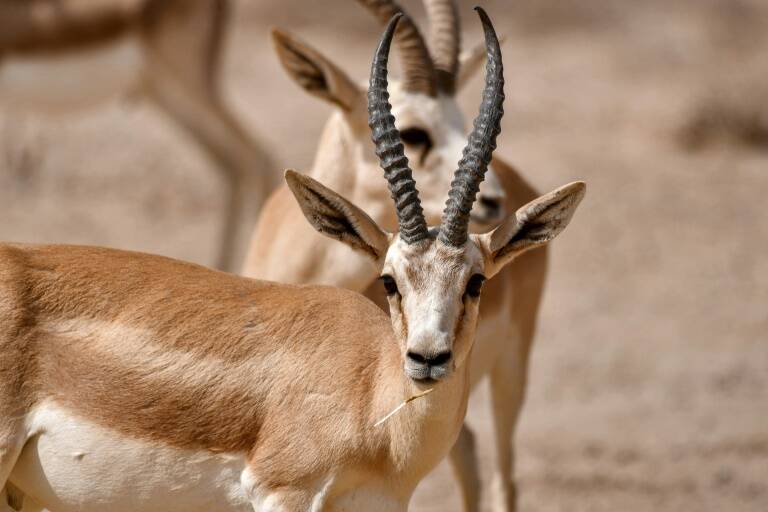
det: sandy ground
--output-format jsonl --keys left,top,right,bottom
{"left": 1, "top": 1, "right": 766, "bottom": 511}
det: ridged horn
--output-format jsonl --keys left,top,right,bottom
{"left": 356, "top": 0, "right": 437, "bottom": 96}
{"left": 424, "top": 0, "right": 460, "bottom": 94}
{"left": 368, "top": 14, "right": 430, "bottom": 244}
{"left": 439, "top": 7, "right": 504, "bottom": 247}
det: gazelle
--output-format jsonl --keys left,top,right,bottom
{"left": 243, "top": 1, "right": 552, "bottom": 510}
{"left": 0, "top": 11, "right": 584, "bottom": 512}
{"left": 0, "top": 0, "right": 274, "bottom": 271}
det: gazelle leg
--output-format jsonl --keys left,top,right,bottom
{"left": 448, "top": 423, "right": 481, "bottom": 512}
{"left": 140, "top": 0, "right": 275, "bottom": 272}
{"left": 3, "top": 482, "right": 28, "bottom": 512}
{"left": 488, "top": 350, "right": 527, "bottom": 512}
{"left": 0, "top": 428, "right": 24, "bottom": 512}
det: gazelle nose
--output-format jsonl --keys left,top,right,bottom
{"left": 406, "top": 350, "right": 452, "bottom": 367}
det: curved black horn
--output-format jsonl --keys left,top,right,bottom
{"left": 357, "top": 0, "right": 437, "bottom": 96}
{"left": 438, "top": 7, "right": 504, "bottom": 247}
{"left": 369, "top": 14, "right": 430, "bottom": 244}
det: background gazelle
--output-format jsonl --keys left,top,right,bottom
{"left": 0, "top": 10, "right": 584, "bottom": 512}
{"left": 243, "top": 1, "right": 551, "bottom": 509}
{"left": 0, "top": 0, "right": 274, "bottom": 271}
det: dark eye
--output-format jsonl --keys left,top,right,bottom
{"left": 380, "top": 274, "right": 399, "bottom": 296}
{"left": 399, "top": 127, "right": 433, "bottom": 164}
{"left": 464, "top": 274, "right": 486, "bottom": 299}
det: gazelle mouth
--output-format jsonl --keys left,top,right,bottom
{"left": 405, "top": 364, "right": 451, "bottom": 383}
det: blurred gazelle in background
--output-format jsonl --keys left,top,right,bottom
{"left": 0, "top": 0, "right": 275, "bottom": 271}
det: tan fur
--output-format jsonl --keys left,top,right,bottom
{"left": 0, "top": 0, "right": 274, "bottom": 271}
{"left": 0, "top": 243, "right": 468, "bottom": 509}
{"left": 240, "top": 21, "right": 546, "bottom": 506}
{"left": 0, "top": 168, "right": 583, "bottom": 510}
{"left": 247, "top": 153, "right": 547, "bottom": 511}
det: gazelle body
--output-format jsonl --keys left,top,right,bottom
{"left": 0, "top": 0, "right": 274, "bottom": 271}
{"left": 0, "top": 243, "right": 472, "bottom": 512}
{"left": 243, "top": 2, "right": 549, "bottom": 509}
{"left": 0, "top": 10, "right": 584, "bottom": 512}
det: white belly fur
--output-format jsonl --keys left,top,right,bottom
{"left": 0, "top": 37, "right": 143, "bottom": 113}
{"left": 9, "top": 402, "right": 253, "bottom": 512}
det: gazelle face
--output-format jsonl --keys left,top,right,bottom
{"left": 270, "top": 28, "right": 507, "bottom": 229}
{"left": 370, "top": 83, "right": 507, "bottom": 226}
{"left": 285, "top": 170, "right": 585, "bottom": 387}
{"left": 380, "top": 235, "right": 487, "bottom": 382}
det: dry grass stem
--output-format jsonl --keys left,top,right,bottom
{"left": 374, "top": 388, "right": 435, "bottom": 427}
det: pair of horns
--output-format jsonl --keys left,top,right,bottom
{"left": 357, "top": 0, "right": 460, "bottom": 95}
{"left": 368, "top": 7, "right": 504, "bottom": 247}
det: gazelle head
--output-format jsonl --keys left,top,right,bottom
{"left": 287, "top": 10, "right": 585, "bottom": 384}
{"left": 272, "top": 0, "right": 507, "bottom": 227}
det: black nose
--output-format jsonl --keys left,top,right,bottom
{"left": 407, "top": 350, "right": 452, "bottom": 366}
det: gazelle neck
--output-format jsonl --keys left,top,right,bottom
{"left": 371, "top": 343, "right": 471, "bottom": 492}
{"left": 309, "top": 111, "right": 399, "bottom": 230}
{"left": 309, "top": 112, "right": 359, "bottom": 189}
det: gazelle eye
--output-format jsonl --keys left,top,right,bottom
{"left": 380, "top": 274, "right": 399, "bottom": 296}
{"left": 464, "top": 274, "right": 486, "bottom": 298}
{"left": 399, "top": 127, "right": 433, "bottom": 164}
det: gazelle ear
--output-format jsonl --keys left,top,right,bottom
{"left": 285, "top": 170, "right": 390, "bottom": 262}
{"left": 455, "top": 36, "right": 507, "bottom": 92}
{"left": 271, "top": 28, "right": 364, "bottom": 112}
{"left": 477, "top": 182, "right": 586, "bottom": 278}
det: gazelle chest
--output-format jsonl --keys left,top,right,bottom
{"left": 0, "top": 36, "right": 143, "bottom": 112}
{"left": 10, "top": 402, "right": 253, "bottom": 512}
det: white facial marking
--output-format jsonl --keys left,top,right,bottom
{"left": 383, "top": 238, "right": 486, "bottom": 382}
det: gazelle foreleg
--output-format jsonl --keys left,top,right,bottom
{"left": 0, "top": 425, "right": 25, "bottom": 512}
{"left": 139, "top": 0, "right": 275, "bottom": 272}
{"left": 488, "top": 348, "right": 527, "bottom": 512}
{"left": 144, "top": 77, "right": 273, "bottom": 271}
{"left": 448, "top": 423, "right": 481, "bottom": 512}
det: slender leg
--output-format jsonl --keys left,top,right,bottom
{"left": 448, "top": 423, "right": 481, "bottom": 512}
{"left": 4, "top": 482, "right": 26, "bottom": 512}
{"left": 0, "top": 431, "right": 24, "bottom": 512}
{"left": 17, "top": 492, "right": 43, "bottom": 512}
{"left": 1, "top": 488, "right": 12, "bottom": 512}
{"left": 140, "top": 0, "right": 276, "bottom": 272}
{"left": 488, "top": 348, "right": 527, "bottom": 512}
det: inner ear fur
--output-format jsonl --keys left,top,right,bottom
{"left": 271, "top": 28, "right": 363, "bottom": 112}
{"left": 483, "top": 181, "right": 586, "bottom": 271}
{"left": 285, "top": 170, "right": 389, "bottom": 261}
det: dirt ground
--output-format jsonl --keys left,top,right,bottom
{"left": 1, "top": 1, "right": 766, "bottom": 511}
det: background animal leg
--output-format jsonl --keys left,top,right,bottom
{"left": 448, "top": 423, "right": 481, "bottom": 512}
{"left": 488, "top": 350, "right": 528, "bottom": 512}
{"left": 140, "top": 0, "right": 276, "bottom": 271}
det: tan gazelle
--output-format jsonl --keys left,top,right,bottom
{"left": 0, "top": 0, "right": 274, "bottom": 271}
{"left": 0, "top": 11, "right": 584, "bottom": 512}
{"left": 243, "top": 1, "right": 551, "bottom": 510}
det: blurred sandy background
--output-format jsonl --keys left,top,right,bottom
{"left": 1, "top": 1, "right": 767, "bottom": 510}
